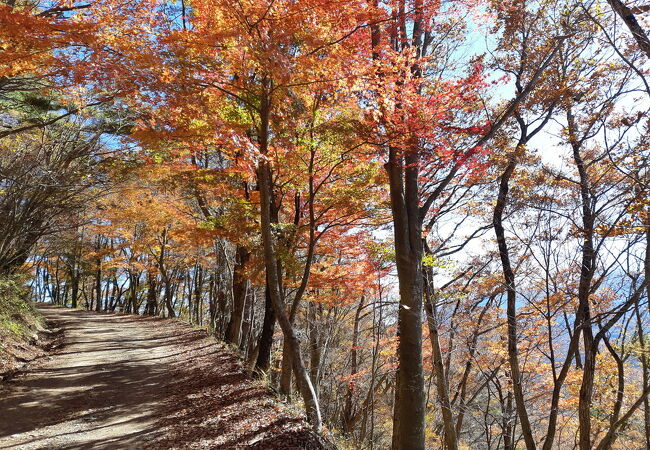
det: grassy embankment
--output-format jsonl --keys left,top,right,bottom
{"left": 0, "top": 275, "right": 48, "bottom": 378}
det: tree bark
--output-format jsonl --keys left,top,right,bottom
{"left": 387, "top": 146, "right": 426, "bottom": 450}
{"left": 70, "top": 269, "right": 79, "bottom": 309}
{"left": 255, "top": 188, "right": 280, "bottom": 375}
{"left": 493, "top": 152, "right": 537, "bottom": 450}
{"left": 308, "top": 302, "right": 322, "bottom": 398}
{"left": 255, "top": 280, "right": 276, "bottom": 374}
{"left": 225, "top": 245, "right": 250, "bottom": 347}
{"left": 144, "top": 271, "right": 157, "bottom": 316}
{"left": 423, "top": 264, "right": 458, "bottom": 450}
{"left": 257, "top": 83, "right": 322, "bottom": 431}
{"left": 342, "top": 296, "right": 364, "bottom": 434}
{"left": 568, "top": 111, "right": 597, "bottom": 450}
{"left": 279, "top": 339, "right": 293, "bottom": 397}
{"left": 194, "top": 265, "right": 202, "bottom": 325}
{"left": 94, "top": 257, "right": 102, "bottom": 312}
{"left": 606, "top": 0, "right": 650, "bottom": 59}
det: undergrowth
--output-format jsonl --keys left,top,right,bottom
{"left": 0, "top": 274, "right": 43, "bottom": 344}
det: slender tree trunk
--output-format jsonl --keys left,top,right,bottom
{"left": 391, "top": 368, "right": 401, "bottom": 450}
{"left": 493, "top": 152, "right": 536, "bottom": 450}
{"left": 343, "top": 296, "right": 364, "bottom": 434}
{"left": 62, "top": 283, "right": 69, "bottom": 307}
{"left": 94, "top": 258, "right": 102, "bottom": 312}
{"left": 186, "top": 271, "right": 193, "bottom": 324}
{"left": 194, "top": 265, "right": 202, "bottom": 325}
{"left": 423, "top": 264, "right": 458, "bottom": 450}
{"left": 637, "top": 303, "right": 650, "bottom": 449}
{"left": 225, "top": 246, "right": 250, "bottom": 346}
{"left": 208, "top": 274, "right": 217, "bottom": 330}
{"left": 255, "top": 199, "right": 280, "bottom": 375}
{"left": 131, "top": 272, "right": 140, "bottom": 314}
{"left": 108, "top": 275, "right": 118, "bottom": 311}
{"left": 308, "top": 302, "right": 322, "bottom": 398}
{"left": 217, "top": 289, "right": 227, "bottom": 334}
{"left": 52, "top": 264, "right": 60, "bottom": 306}
{"left": 503, "top": 390, "right": 514, "bottom": 450}
{"left": 257, "top": 83, "right": 321, "bottom": 431}
{"left": 70, "top": 270, "right": 79, "bottom": 309}
{"left": 568, "top": 112, "right": 597, "bottom": 450}
{"left": 241, "top": 286, "right": 254, "bottom": 353}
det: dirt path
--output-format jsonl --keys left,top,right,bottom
{"left": 0, "top": 305, "right": 175, "bottom": 449}
{"left": 0, "top": 305, "right": 326, "bottom": 450}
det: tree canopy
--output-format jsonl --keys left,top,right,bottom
{"left": 2, "top": 0, "right": 650, "bottom": 448}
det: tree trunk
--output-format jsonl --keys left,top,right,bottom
{"left": 94, "top": 258, "right": 102, "bottom": 312}
{"left": 606, "top": 0, "right": 650, "bottom": 59}
{"left": 279, "top": 341, "right": 293, "bottom": 397}
{"left": 194, "top": 265, "right": 202, "bottom": 325}
{"left": 343, "top": 296, "right": 364, "bottom": 434}
{"left": 70, "top": 270, "right": 79, "bottom": 309}
{"left": 387, "top": 147, "right": 426, "bottom": 450}
{"left": 308, "top": 302, "right": 321, "bottom": 398}
{"left": 163, "top": 273, "right": 176, "bottom": 318}
{"left": 568, "top": 112, "right": 597, "bottom": 450}
{"left": 240, "top": 286, "right": 254, "bottom": 353}
{"left": 208, "top": 274, "right": 217, "bottom": 330}
{"left": 641, "top": 198, "right": 650, "bottom": 448}
{"left": 186, "top": 271, "right": 193, "bottom": 324}
{"left": 255, "top": 281, "right": 276, "bottom": 374}
{"left": 257, "top": 84, "right": 321, "bottom": 431}
{"left": 225, "top": 246, "right": 250, "bottom": 347}
{"left": 423, "top": 265, "right": 458, "bottom": 450}
{"left": 503, "top": 390, "right": 514, "bottom": 450}
{"left": 145, "top": 272, "right": 157, "bottom": 316}
{"left": 493, "top": 153, "right": 536, "bottom": 450}
{"left": 255, "top": 197, "right": 280, "bottom": 375}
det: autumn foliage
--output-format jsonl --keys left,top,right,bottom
{"left": 2, "top": 0, "right": 650, "bottom": 448}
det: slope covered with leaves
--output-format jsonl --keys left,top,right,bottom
{"left": 143, "top": 319, "right": 332, "bottom": 449}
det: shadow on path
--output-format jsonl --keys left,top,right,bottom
{"left": 0, "top": 305, "right": 327, "bottom": 450}
{"left": 0, "top": 306, "right": 174, "bottom": 449}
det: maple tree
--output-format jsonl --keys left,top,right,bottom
{"left": 2, "top": 0, "right": 650, "bottom": 448}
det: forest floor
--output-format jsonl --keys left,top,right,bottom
{"left": 0, "top": 304, "right": 326, "bottom": 449}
